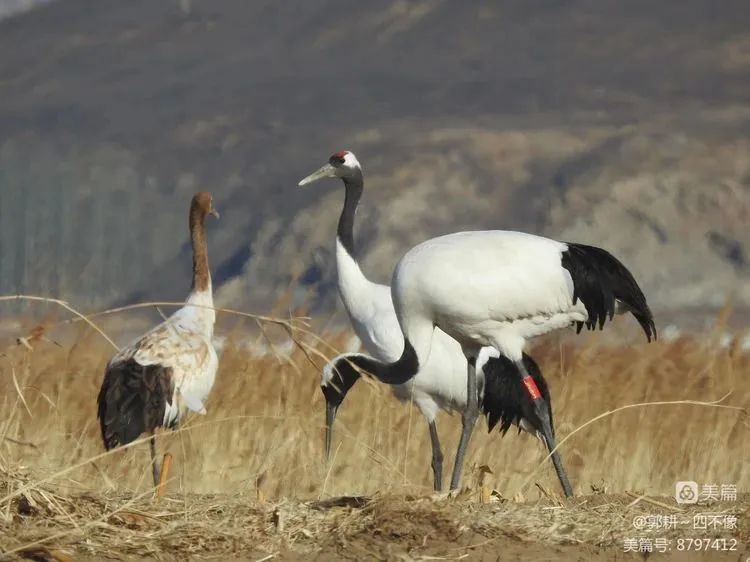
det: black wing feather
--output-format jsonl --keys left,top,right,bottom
{"left": 482, "top": 353, "right": 553, "bottom": 438}
{"left": 561, "top": 243, "right": 656, "bottom": 341}
{"left": 97, "top": 358, "right": 174, "bottom": 450}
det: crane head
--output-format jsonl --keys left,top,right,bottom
{"left": 321, "top": 354, "right": 361, "bottom": 460}
{"left": 191, "top": 191, "right": 220, "bottom": 219}
{"left": 298, "top": 151, "right": 362, "bottom": 186}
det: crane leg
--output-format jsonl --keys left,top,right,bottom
{"left": 428, "top": 420, "right": 444, "bottom": 491}
{"left": 449, "top": 357, "right": 479, "bottom": 490}
{"left": 150, "top": 434, "right": 161, "bottom": 487}
{"left": 516, "top": 360, "right": 574, "bottom": 498}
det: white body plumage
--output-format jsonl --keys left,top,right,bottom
{"left": 329, "top": 239, "right": 494, "bottom": 422}
{"left": 391, "top": 231, "right": 591, "bottom": 364}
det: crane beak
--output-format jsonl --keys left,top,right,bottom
{"left": 299, "top": 163, "right": 336, "bottom": 187}
{"left": 209, "top": 207, "right": 220, "bottom": 219}
{"left": 325, "top": 402, "right": 338, "bottom": 460}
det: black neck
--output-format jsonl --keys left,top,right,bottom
{"left": 337, "top": 171, "right": 364, "bottom": 257}
{"left": 347, "top": 339, "right": 419, "bottom": 385}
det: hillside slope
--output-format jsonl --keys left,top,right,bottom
{"left": 0, "top": 0, "right": 748, "bottom": 321}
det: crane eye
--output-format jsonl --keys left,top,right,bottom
{"left": 329, "top": 151, "right": 348, "bottom": 166}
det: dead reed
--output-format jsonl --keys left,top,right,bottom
{"left": 0, "top": 298, "right": 748, "bottom": 558}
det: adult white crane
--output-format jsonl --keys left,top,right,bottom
{"left": 97, "top": 192, "right": 220, "bottom": 486}
{"left": 300, "top": 152, "right": 656, "bottom": 492}
{"left": 299, "top": 151, "right": 572, "bottom": 494}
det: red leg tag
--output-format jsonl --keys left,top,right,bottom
{"left": 522, "top": 376, "right": 542, "bottom": 401}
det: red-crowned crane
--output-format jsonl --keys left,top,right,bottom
{"left": 97, "top": 192, "right": 220, "bottom": 486}
{"left": 300, "top": 152, "right": 656, "bottom": 492}
{"left": 299, "top": 151, "right": 572, "bottom": 494}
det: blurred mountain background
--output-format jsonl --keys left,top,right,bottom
{"left": 0, "top": 0, "right": 748, "bottom": 330}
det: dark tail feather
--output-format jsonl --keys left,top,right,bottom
{"left": 97, "top": 358, "right": 172, "bottom": 450}
{"left": 482, "top": 353, "right": 552, "bottom": 436}
{"left": 561, "top": 242, "right": 656, "bottom": 341}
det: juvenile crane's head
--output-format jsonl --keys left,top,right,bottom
{"left": 190, "top": 191, "right": 220, "bottom": 220}
{"left": 320, "top": 354, "right": 362, "bottom": 460}
{"left": 298, "top": 150, "right": 362, "bottom": 186}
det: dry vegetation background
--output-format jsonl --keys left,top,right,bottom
{"left": 0, "top": 304, "right": 748, "bottom": 560}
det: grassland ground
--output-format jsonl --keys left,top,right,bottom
{"left": 2, "top": 484, "right": 749, "bottom": 561}
{"left": 0, "top": 306, "right": 748, "bottom": 560}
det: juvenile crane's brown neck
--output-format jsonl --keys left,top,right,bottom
{"left": 189, "top": 205, "right": 210, "bottom": 292}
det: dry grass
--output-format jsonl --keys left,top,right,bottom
{"left": 0, "top": 304, "right": 748, "bottom": 560}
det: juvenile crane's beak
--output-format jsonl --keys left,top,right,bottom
{"left": 209, "top": 207, "right": 220, "bottom": 219}
{"left": 325, "top": 401, "right": 339, "bottom": 460}
{"left": 298, "top": 163, "right": 336, "bottom": 187}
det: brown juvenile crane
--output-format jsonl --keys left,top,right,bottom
{"left": 97, "top": 192, "right": 220, "bottom": 486}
